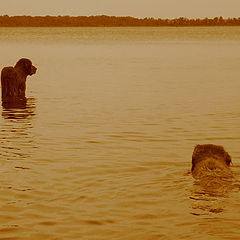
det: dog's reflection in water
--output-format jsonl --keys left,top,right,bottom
{"left": 2, "top": 97, "right": 36, "bottom": 120}
{"left": 1, "top": 98, "right": 37, "bottom": 161}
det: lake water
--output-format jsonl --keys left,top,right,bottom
{"left": 0, "top": 27, "right": 240, "bottom": 239}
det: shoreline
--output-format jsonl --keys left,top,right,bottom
{"left": 0, "top": 15, "right": 240, "bottom": 27}
{"left": 0, "top": 26, "right": 240, "bottom": 28}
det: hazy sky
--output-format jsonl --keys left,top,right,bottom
{"left": 1, "top": 0, "right": 240, "bottom": 18}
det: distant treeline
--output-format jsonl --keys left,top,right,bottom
{"left": 0, "top": 15, "right": 240, "bottom": 27}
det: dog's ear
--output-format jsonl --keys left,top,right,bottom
{"left": 192, "top": 145, "right": 201, "bottom": 159}
{"left": 23, "top": 59, "right": 36, "bottom": 76}
{"left": 191, "top": 157, "right": 196, "bottom": 172}
{"left": 191, "top": 145, "right": 200, "bottom": 171}
{"left": 225, "top": 153, "right": 232, "bottom": 166}
{"left": 23, "top": 60, "right": 33, "bottom": 75}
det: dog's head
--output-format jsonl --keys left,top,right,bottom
{"left": 15, "top": 58, "right": 37, "bottom": 76}
{"left": 191, "top": 144, "right": 232, "bottom": 172}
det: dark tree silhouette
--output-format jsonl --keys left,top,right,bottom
{"left": 0, "top": 15, "right": 239, "bottom": 27}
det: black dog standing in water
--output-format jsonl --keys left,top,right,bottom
{"left": 1, "top": 58, "right": 37, "bottom": 104}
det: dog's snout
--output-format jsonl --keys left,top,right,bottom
{"left": 31, "top": 65, "right": 37, "bottom": 75}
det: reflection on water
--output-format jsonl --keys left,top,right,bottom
{"left": 2, "top": 97, "right": 36, "bottom": 120}
{"left": 0, "top": 98, "right": 36, "bottom": 161}
{"left": 190, "top": 172, "right": 240, "bottom": 216}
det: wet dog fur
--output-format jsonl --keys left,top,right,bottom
{"left": 191, "top": 144, "right": 232, "bottom": 179}
{"left": 1, "top": 58, "right": 37, "bottom": 103}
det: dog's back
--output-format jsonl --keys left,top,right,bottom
{"left": 1, "top": 67, "right": 17, "bottom": 99}
{"left": 1, "top": 66, "right": 16, "bottom": 81}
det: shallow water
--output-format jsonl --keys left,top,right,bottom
{"left": 0, "top": 27, "right": 240, "bottom": 239}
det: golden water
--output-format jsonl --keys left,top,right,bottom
{"left": 0, "top": 27, "right": 240, "bottom": 239}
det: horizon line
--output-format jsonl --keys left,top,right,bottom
{"left": 1, "top": 14, "right": 240, "bottom": 20}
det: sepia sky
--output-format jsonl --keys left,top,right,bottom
{"left": 1, "top": 0, "right": 240, "bottom": 18}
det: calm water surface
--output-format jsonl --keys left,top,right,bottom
{"left": 0, "top": 27, "right": 240, "bottom": 239}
